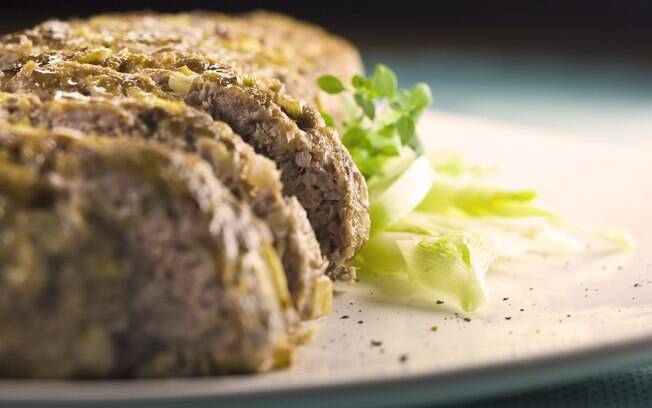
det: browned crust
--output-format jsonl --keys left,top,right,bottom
{"left": 1, "top": 42, "right": 370, "bottom": 277}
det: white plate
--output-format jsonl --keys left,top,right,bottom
{"left": 2, "top": 111, "right": 652, "bottom": 407}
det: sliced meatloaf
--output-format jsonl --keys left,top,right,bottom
{"left": 0, "top": 91, "right": 330, "bottom": 319}
{"left": 1, "top": 55, "right": 370, "bottom": 278}
{"left": 0, "top": 124, "right": 295, "bottom": 378}
{"left": 0, "top": 11, "right": 363, "bottom": 118}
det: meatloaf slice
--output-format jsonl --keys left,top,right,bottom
{"left": 0, "top": 124, "right": 295, "bottom": 378}
{"left": 0, "top": 11, "right": 363, "bottom": 118}
{"left": 1, "top": 57, "right": 369, "bottom": 279}
{"left": 0, "top": 91, "right": 330, "bottom": 319}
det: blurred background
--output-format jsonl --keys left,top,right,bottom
{"left": 4, "top": 0, "right": 652, "bottom": 142}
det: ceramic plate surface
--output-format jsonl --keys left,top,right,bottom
{"left": 2, "top": 112, "right": 652, "bottom": 407}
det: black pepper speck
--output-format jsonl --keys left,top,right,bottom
{"left": 341, "top": 315, "right": 350, "bottom": 319}
{"left": 399, "top": 354, "right": 408, "bottom": 363}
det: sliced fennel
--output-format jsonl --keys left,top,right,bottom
{"left": 417, "top": 175, "right": 552, "bottom": 218}
{"left": 427, "top": 152, "right": 492, "bottom": 178}
{"left": 358, "top": 166, "right": 633, "bottom": 311}
{"left": 392, "top": 212, "right": 585, "bottom": 256}
{"left": 355, "top": 231, "right": 414, "bottom": 276}
{"left": 555, "top": 220, "right": 635, "bottom": 251}
{"left": 316, "top": 65, "right": 633, "bottom": 313}
{"left": 357, "top": 231, "right": 496, "bottom": 312}
{"left": 366, "top": 147, "right": 418, "bottom": 193}
{"left": 399, "top": 233, "right": 495, "bottom": 312}
{"left": 368, "top": 156, "right": 434, "bottom": 235}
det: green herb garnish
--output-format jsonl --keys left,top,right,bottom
{"left": 318, "top": 65, "right": 633, "bottom": 312}
{"left": 317, "top": 65, "right": 432, "bottom": 179}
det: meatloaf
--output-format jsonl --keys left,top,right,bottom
{"left": 0, "top": 11, "right": 363, "bottom": 119}
{"left": 0, "top": 91, "right": 331, "bottom": 319}
{"left": 0, "top": 11, "right": 372, "bottom": 379}
{"left": 0, "top": 123, "right": 297, "bottom": 378}
{"left": 1, "top": 55, "right": 370, "bottom": 278}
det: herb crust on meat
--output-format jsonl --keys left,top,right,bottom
{"left": 1, "top": 54, "right": 370, "bottom": 278}
{"left": 0, "top": 11, "right": 363, "bottom": 119}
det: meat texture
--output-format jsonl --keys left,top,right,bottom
{"left": 0, "top": 91, "right": 331, "bottom": 319}
{"left": 1, "top": 45, "right": 370, "bottom": 278}
{"left": 0, "top": 11, "right": 372, "bottom": 378}
{"left": 0, "top": 124, "right": 296, "bottom": 378}
{"left": 0, "top": 11, "right": 363, "bottom": 118}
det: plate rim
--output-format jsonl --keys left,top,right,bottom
{"left": 2, "top": 330, "right": 652, "bottom": 407}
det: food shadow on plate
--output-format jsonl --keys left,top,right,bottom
{"left": 340, "top": 271, "right": 460, "bottom": 314}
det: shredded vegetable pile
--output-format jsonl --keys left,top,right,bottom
{"left": 318, "top": 65, "right": 634, "bottom": 312}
